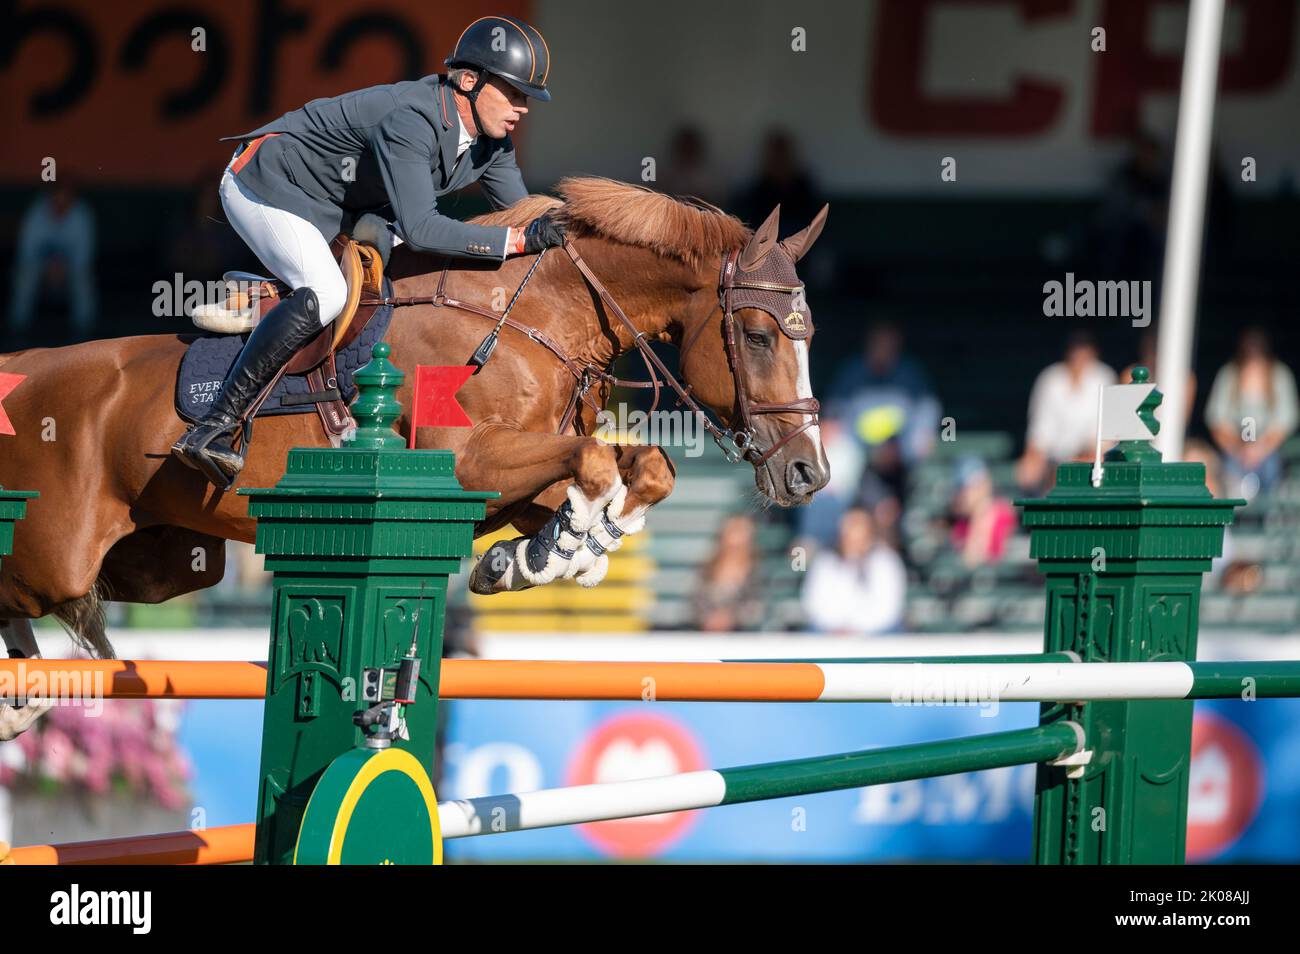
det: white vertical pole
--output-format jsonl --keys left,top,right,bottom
{"left": 1154, "top": 0, "right": 1226, "bottom": 461}
{"left": 1091, "top": 385, "right": 1106, "bottom": 487}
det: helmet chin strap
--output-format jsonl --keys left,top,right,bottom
{"left": 454, "top": 69, "right": 493, "bottom": 140}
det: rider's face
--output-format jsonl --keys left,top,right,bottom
{"left": 462, "top": 73, "right": 529, "bottom": 139}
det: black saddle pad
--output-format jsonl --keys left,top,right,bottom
{"left": 175, "top": 278, "right": 395, "bottom": 424}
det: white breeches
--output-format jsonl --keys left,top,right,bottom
{"left": 218, "top": 165, "right": 347, "bottom": 326}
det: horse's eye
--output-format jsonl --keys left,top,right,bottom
{"left": 746, "top": 332, "right": 768, "bottom": 347}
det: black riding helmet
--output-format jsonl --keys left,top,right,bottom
{"left": 445, "top": 15, "right": 551, "bottom": 103}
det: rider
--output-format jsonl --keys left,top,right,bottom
{"left": 173, "top": 14, "right": 567, "bottom": 489}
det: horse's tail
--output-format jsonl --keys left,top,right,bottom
{"left": 51, "top": 582, "right": 115, "bottom": 659}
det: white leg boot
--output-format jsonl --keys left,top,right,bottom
{"left": 572, "top": 485, "right": 649, "bottom": 589}
{"left": 514, "top": 480, "right": 622, "bottom": 587}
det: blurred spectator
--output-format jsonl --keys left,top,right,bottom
{"left": 948, "top": 458, "right": 1017, "bottom": 569}
{"left": 854, "top": 458, "right": 904, "bottom": 552}
{"left": 794, "top": 417, "right": 866, "bottom": 549}
{"left": 166, "top": 167, "right": 252, "bottom": 280}
{"left": 1017, "top": 331, "right": 1116, "bottom": 492}
{"left": 1121, "top": 329, "right": 1196, "bottom": 423}
{"left": 1089, "top": 130, "right": 1168, "bottom": 281}
{"left": 825, "top": 322, "right": 942, "bottom": 531}
{"left": 730, "top": 129, "right": 824, "bottom": 239}
{"left": 8, "top": 181, "right": 97, "bottom": 339}
{"left": 656, "top": 125, "right": 726, "bottom": 206}
{"left": 1220, "top": 559, "right": 1264, "bottom": 596}
{"left": 827, "top": 321, "right": 936, "bottom": 421}
{"left": 693, "top": 514, "right": 765, "bottom": 632}
{"left": 800, "top": 507, "right": 906, "bottom": 635}
{"left": 1205, "top": 327, "right": 1298, "bottom": 500}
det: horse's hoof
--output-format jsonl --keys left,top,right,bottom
{"left": 562, "top": 547, "right": 596, "bottom": 579}
{"left": 573, "top": 553, "right": 609, "bottom": 588}
{"left": 0, "top": 697, "right": 53, "bottom": 741}
{"left": 469, "top": 538, "right": 532, "bottom": 594}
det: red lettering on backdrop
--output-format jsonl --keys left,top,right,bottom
{"left": 1092, "top": 0, "right": 1295, "bottom": 137}
{"left": 0, "top": 0, "right": 531, "bottom": 184}
{"left": 870, "top": 0, "right": 1071, "bottom": 136}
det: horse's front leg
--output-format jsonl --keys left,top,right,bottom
{"left": 459, "top": 424, "right": 623, "bottom": 594}
{"left": 460, "top": 426, "right": 676, "bottom": 594}
{"left": 561, "top": 443, "right": 675, "bottom": 587}
{"left": 495, "top": 440, "right": 677, "bottom": 584}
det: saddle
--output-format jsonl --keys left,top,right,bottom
{"left": 187, "top": 237, "right": 386, "bottom": 442}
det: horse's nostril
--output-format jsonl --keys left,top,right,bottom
{"left": 786, "top": 459, "right": 817, "bottom": 494}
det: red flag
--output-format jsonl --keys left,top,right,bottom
{"left": 409, "top": 365, "right": 475, "bottom": 447}
{"left": 0, "top": 373, "right": 25, "bottom": 437}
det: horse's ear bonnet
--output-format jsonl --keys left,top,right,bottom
{"left": 727, "top": 204, "right": 829, "bottom": 342}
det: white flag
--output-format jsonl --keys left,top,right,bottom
{"left": 1098, "top": 383, "right": 1158, "bottom": 441}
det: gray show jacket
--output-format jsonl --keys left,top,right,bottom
{"left": 221, "top": 74, "right": 528, "bottom": 260}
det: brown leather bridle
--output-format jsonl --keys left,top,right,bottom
{"left": 562, "top": 243, "right": 820, "bottom": 466}
{"left": 363, "top": 239, "right": 821, "bottom": 467}
{"left": 711, "top": 248, "right": 822, "bottom": 464}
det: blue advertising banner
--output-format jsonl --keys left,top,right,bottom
{"left": 176, "top": 695, "right": 1300, "bottom": 862}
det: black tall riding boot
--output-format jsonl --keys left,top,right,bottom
{"left": 172, "top": 287, "right": 322, "bottom": 489}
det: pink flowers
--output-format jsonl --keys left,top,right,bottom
{"left": 0, "top": 699, "right": 192, "bottom": 810}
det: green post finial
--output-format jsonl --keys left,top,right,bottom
{"left": 348, "top": 342, "right": 405, "bottom": 449}
{"left": 1105, "top": 365, "right": 1163, "bottom": 464}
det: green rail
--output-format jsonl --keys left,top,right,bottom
{"left": 1186, "top": 661, "right": 1300, "bottom": 698}
{"left": 719, "top": 721, "right": 1083, "bottom": 804}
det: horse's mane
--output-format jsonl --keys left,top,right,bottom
{"left": 472, "top": 176, "right": 750, "bottom": 270}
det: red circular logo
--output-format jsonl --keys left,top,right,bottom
{"left": 1187, "top": 711, "right": 1264, "bottom": 861}
{"left": 567, "top": 712, "right": 707, "bottom": 858}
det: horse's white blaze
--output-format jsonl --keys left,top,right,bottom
{"left": 792, "top": 340, "right": 827, "bottom": 467}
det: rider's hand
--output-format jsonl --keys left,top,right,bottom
{"left": 351, "top": 213, "right": 393, "bottom": 269}
{"left": 520, "top": 213, "right": 567, "bottom": 254}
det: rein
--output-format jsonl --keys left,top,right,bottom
{"left": 360, "top": 238, "right": 819, "bottom": 465}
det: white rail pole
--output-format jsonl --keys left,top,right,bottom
{"left": 1154, "top": 0, "right": 1226, "bottom": 461}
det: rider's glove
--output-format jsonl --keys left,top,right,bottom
{"left": 520, "top": 213, "right": 567, "bottom": 254}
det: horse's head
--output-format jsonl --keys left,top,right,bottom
{"left": 679, "top": 204, "right": 832, "bottom": 507}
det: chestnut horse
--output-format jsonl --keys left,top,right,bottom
{"left": 0, "top": 177, "right": 829, "bottom": 738}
